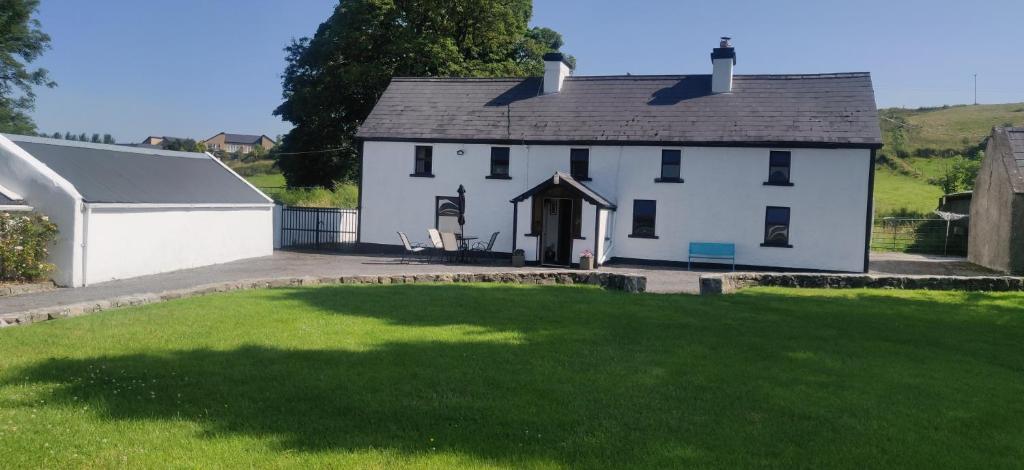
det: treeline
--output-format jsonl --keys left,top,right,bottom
{"left": 41, "top": 131, "right": 116, "bottom": 144}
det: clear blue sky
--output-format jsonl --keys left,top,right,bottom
{"left": 29, "top": 0, "right": 1024, "bottom": 143}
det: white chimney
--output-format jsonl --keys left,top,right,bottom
{"left": 711, "top": 37, "right": 736, "bottom": 94}
{"left": 543, "top": 52, "right": 572, "bottom": 94}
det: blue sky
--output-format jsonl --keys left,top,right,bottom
{"left": 28, "top": 0, "right": 1024, "bottom": 143}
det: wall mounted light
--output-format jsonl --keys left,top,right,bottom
{"left": 456, "top": 149, "right": 465, "bottom": 156}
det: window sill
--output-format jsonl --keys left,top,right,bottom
{"left": 572, "top": 176, "right": 592, "bottom": 182}
{"left": 573, "top": 236, "right": 586, "bottom": 240}
{"left": 763, "top": 181, "right": 794, "bottom": 187}
{"left": 760, "top": 242, "right": 793, "bottom": 248}
{"left": 628, "top": 234, "right": 659, "bottom": 239}
{"left": 485, "top": 175, "right": 512, "bottom": 180}
{"left": 409, "top": 173, "right": 435, "bottom": 178}
{"left": 654, "top": 177, "right": 684, "bottom": 183}
{"left": 524, "top": 233, "right": 540, "bottom": 237}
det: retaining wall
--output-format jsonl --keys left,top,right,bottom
{"left": 700, "top": 272, "right": 1024, "bottom": 295}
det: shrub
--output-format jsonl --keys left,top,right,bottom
{"left": 0, "top": 212, "right": 58, "bottom": 282}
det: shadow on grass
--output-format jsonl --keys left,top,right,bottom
{"left": 4, "top": 284, "right": 1024, "bottom": 467}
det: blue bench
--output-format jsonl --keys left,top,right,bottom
{"left": 688, "top": 242, "right": 736, "bottom": 271}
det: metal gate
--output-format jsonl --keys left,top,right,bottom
{"left": 280, "top": 206, "right": 358, "bottom": 251}
{"left": 871, "top": 217, "right": 968, "bottom": 256}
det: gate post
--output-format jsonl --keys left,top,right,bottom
{"left": 315, "top": 209, "right": 322, "bottom": 251}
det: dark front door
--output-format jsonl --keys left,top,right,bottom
{"left": 541, "top": 198, "right": 573, "bottom": 266}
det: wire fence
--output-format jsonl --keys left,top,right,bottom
{"left": 871, "top": 217, "right": 968, "bottom": 256}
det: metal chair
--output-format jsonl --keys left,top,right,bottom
{"left": 439, "top": 231, "right": 461, "bottom": 263}
{"left": 397, "top": 231, "right": 427, "bottom": 264}
{"left": 426, "top": 228, "right": 444, "bottom": 262}
{"left": 471, "top": 231, "right": 500, "bottom": 262}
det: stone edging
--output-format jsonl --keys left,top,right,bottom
{"left": 0, "top": 271, "right": 646, "bottom": 328}
{"left": 698, "top": 272, "right": 1024, "bottom": 295}
{"left": 0, "top": 281, "right": 56, "bottom": 298}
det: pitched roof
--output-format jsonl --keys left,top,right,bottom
{"left": 0, "top": 184, "right": 25, "bottom": 206}
{"left": 222, "top": 133, "right": 268, "bottom": 144}
{"left": 357, "top": 73, "right": 882, "bottom": 147}
{"left": 511, "top": 172, "right": 615, "bottom": 209}
{"left": 3, "top": 135, "right": 271, "bottom": 205}
{"left": 991, "top": 127, "right": 1024, "bottom": 193}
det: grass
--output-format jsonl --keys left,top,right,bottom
{"left": 884, "top": 102, "right": 1024, "bottom": 153}
{"left": 1, "top": 284, "right": 1022, "bottom": 468}
{"left": 873, "top": 168, "right": 943, "bottom": 217}
{"left": 265, "top": 184, "right": 359, "bottom": 208}
{"left": 245, "top": 172, "right": 285, "bottom": 188}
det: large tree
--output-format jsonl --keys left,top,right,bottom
{"left": 274, "top": 0, "right": 569, "bottom": 187}
{"left": 0, "top": 0, "right": 54, "bottom": 134}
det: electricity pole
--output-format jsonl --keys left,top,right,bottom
{"left": 973, "top": 73, "right": 978, "bottom": 105}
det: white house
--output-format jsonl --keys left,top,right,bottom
{"left": 355, "top": 39, "right": 882, "bottom": 272}
{"left": 0, "top": 134, "right": 274, "bottom": 287}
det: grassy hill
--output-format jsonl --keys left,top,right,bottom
{"left": 874, "top": 102, "right": 1024, "bottom": 217}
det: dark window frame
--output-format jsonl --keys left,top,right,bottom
{"left": 569, "top": 148, "right": 591, "bottom": 181}
{"left": 628, "top": 199, "right": 658, "bottom": 239}
{"left": 487, "top": 147, "right": 511, "bottom": 179}
{"left": 764, "top": 150, "right": 793, "bottom": 186}
{"left": 655, "top": 149, "right": 684, "bottom": 183}
{"left": 411, "top": 146, "right": 434, "bottom": 177}
{"left": 761, "top": 206, "right": 793, "bottom": 247}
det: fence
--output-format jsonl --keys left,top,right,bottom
{"left": 278, "top": 206, "right": 358, "bottom": 251}
{"left": 871, "top": 217, "right": 968, "bottom": 256}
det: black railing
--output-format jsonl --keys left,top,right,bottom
{"left": 280, "top": 206, "right": 358, "bottom": 251}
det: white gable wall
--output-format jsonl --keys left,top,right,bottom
{"left": 361, "top": 140, "right": 872, "bottom": 272}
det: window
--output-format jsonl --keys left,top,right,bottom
{"left": 657, "top": 149, "right": 683, "bottom": 182}
{"left": 765, "top": 151, "right": 792, "bottom": 185}
{"left": 488, "top": 147, "right": 510, "bottom": 178}
{"left": 412, "top": 146, "right": 433, "bottom": 177}
{"left": 629, "top": 200, "right": 657, "bottom": 238}
{"left": 763, "top": 206, "right": 792, "bottom": 247}
{"left": 570, "top": 148, "right": 590, "bottom": 180}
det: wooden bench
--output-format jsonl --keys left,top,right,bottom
{"left": 688, "top": 242, "right": 736, "bottom": 271}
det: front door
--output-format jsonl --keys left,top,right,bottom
{"left": 541, "top": 198, "right": 573, "bottom": 266}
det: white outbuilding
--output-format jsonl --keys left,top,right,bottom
{"left": 0, "top": 134, "right": 274, "bottom": 287}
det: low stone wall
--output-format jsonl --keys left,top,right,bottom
{"left": 699, "top": 272, "right": 1024, "bottom": 295}
{"left": 0, "top": 271, "right": 646, "bottom": 328}
{"left": 0, "top": 281, "right": 56, "bottom": 298}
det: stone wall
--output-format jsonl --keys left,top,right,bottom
{"left": 0, "top": 271, "right": 646, "bottom": 328}
{"left": 699, "top": 272, "right": 1024, "bottom": 295}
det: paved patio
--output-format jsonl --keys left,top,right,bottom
{"left": 0, "top": 250, "right": 998, "bottom": 317}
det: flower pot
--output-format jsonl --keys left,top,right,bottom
{"left": 579, "top": 255, "right": 595, "bottom": 270}
{"left": 511, "top": 254, "right": 526, "bottom": 267}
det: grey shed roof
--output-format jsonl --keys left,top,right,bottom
{"left": 992, "top": 127, "right": 1024, "bottom": 193}
{"left": 4, "top": 135, "right": 271, "bottom": 204}
{"left": 357, "top": 73, "right": 882, "bottom": 147}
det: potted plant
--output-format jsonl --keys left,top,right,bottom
{"left": 511, "top": 249, "right": 526, "bottom": 267}
{"left": 579, "top": 249, "right": 595, "bottom": 270}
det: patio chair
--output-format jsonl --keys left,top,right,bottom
{"left": 426, "top": 228, "right": 444, "bottom": 262}
{"left": 471, "top": 231, "right": 500, "bottom": 262}
{"left": 397, "top": 231, "right": 427, "bottom": 264}
{"left": 439, "top": 231, "right": 461, "bottom": 263}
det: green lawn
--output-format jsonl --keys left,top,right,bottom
{"left": 245, "top": 172, "right": 286, "bottom": 188}
{"left": 1, "top": 285, "right": 1022, "bottom": 468}
{"left": 873, "top": 168, "right": 944, "bottom": 217}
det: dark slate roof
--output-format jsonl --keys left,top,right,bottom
{"left": 511, "top": 172, "right": 615, "bottom": 209}
{"left": 357, "top": 73, "right": 882, "bottom": 147}
{"left": 993, "top": 127, "right": 1024, "bottom": 193}
{"left": 222, "top": 133, "right": 266, "bottom": 144}
{"left": 4, "top": 135, "right": 271, "bottom": 204}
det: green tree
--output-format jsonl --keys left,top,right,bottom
{"left": 274, "top": 0, "right": 569, "bottom": 187}
{"left": 77, "top": 132, "right": 87, "bottom": 142}
{"left": 0, "top": 0, "right": 55, "bottom": 134}
{"left": 50, "top": 131, "right": 60, "bottom": 139}
{"left": 63, "top": 131, "right": 73, "bottom": 140}
{"left": 936, "top": 155, "right": 983, "bottom": 194}
{"left": 90, "top": 133, "right": 100, "bottom": 143}
{"left": 102, "top": 134, "right": 115, "bottom": 144}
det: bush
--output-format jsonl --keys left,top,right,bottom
{"left": 264, "top": 184, "right": 358, "bottom": 208}
{"left": 0, "top": 212, "right": 58, "bottom": 282}
{"left": 228, "top": 159, "right": 279, "bottom": 177}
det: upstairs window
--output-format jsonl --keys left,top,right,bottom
{"left": 570, "top": 148, "right": 590, "bottom": 180}
{"left": 763, "top": 206, "right": 792, "bottom": 247}
{"left": 657, "top": 149, "right": 682, "bottom": 182}
{"left": 629, "top": 200, "right": 657, "bottom": 238}
{"left": 489, "top": 147, "right": 510, "bottom": 178}
{"left": 412, "top": 146, "right": 433, "bottom": 177}
{"left": 766, "top": 151, "right": 792, "bottom": 185}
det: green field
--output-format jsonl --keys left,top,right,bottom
{"left": 2, "top": 284, "right": 1022, "bottom": 468}
{"left": 245, "top": 172, "right": 286, "bottom": 188}
{"left": 883, "top": 102, "right": 1024, "bottom": 153}
{"left": 873, "top": 169, "right": 944, "bottom": 217}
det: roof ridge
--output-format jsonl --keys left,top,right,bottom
{"left": 2, "top": 134, "right": 209, "bottom": 159}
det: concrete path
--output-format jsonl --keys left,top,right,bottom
{"left": 0, "top": 251, "right": 706, "bottom": 316}
{"left": 868, "top": 251, "right": 998, "bottom": 276}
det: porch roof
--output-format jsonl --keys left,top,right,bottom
{"left": 510, "top": 172, "right": 616, "bottom": 210}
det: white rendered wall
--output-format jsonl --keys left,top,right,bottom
{"left": 361, "top": 141, "right": 871, "bottom": 271}
{"left": 83, "top": 206, "right": 273, "bottom": 284}
{"left": 0, "top": 135, "right": 83, "bottom": 286}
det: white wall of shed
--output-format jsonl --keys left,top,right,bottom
{"left": 83, "top": 206, "right": 273, "bottom": 284}
{"left": 0, "top": 135, "right": 84, "bottom": 286}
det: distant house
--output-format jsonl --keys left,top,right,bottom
{"left": 968, "top": 127, "right": 1024, "bottom": 274}
{"left": 355, "top": 38, "right": 882, "bottom": 272}
{"left": 0, "top": 134, "right": 274, "bottom": 287}
{"left": 138, "top": 136, "right": 189, "bottom": 148}
{"left": 204, "top": 133, "right": 274, "bottom": 154}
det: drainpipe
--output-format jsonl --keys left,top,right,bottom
{"left": 81, "top": 202, "right": 90, "bottom": 287}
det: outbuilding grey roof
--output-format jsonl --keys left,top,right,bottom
{"left": 4, "top": 135, "right": 271, "bottom": 205}
{"left": 357, "top": 73, "right": 882, "bottom": 147}
{"left": 993, "top": 127, "right": 1024, "bottom": 193}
